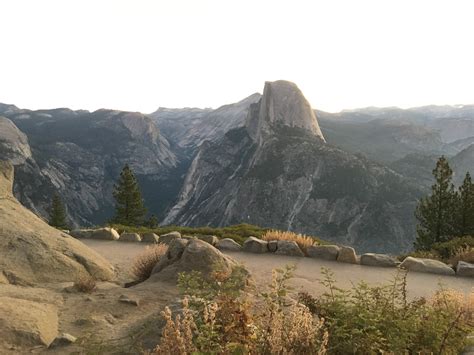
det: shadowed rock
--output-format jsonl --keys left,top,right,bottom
{"left": 0, "top": 161, "right": 115, "bottom": 284}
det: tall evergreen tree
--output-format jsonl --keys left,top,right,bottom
{"left": 414, "top": 156, "right": 458, "bottom": 250}
{"left": 49, "top": 193, "right": 68, "bottom": 229}
{"left": 112, "top": 164, "right": 147, "bottom": 226}
{"left": 455, "top": 172, "right": 474, "bottom": 237}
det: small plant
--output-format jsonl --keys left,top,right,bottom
{"left": 131, "top": 244, "right": 168, "bottom": 282}
{"left": 152, "top": 264, "right": 328, "bottom": 354}
{"left": 74, "top": 274, "right": 97, "bottom": 293}
{"left": 298, "top": 267, "right": 473, "bottom": 354}
{"left": 261, "top": 230, "right": 319, "bottom": 254}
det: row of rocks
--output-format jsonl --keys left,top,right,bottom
{"left": 69, "top": 228, "right": 473, "bottom": 278}
{"left": 232, "top": 237, "right": 474, "bottom": 278}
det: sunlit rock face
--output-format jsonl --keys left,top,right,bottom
{"left": 0, "top": 117, "right": 31, "bottom": 165}
{"left": 246, "top": 80, "right": 325, "bottom": 144}
{"left": 164, "top": 81, "right": 422, "bottom": 254}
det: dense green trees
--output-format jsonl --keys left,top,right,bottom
{"left": 49, "top": 193, "right": 68, "bottom": 229}
{"left": 415, "top": 156, "right": 474, "bottom": 250}
{"left": 111, "top": 164, "right": 147, "bottom": 226}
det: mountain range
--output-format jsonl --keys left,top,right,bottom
{"left": 1, "top": 81, "right": 473, "bottom": 253}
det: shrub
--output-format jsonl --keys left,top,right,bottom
{"left": 298, "top": 267, "right": 473, "bottom": 354}
{"left": 447, "top": 246, "right": 474, "bottom": 267}
{"left": 432, "top": 236, "right": 474, "bottom": 259}
{"left": 131, "top": 244, "right": 168, "bottom": 282}
{"left": 261, "top": 230, "right": 319, "bottom": 254}
{"left": 74, "top": 274, "right": 97, "bottom": 293}
{"left": 151, "top": 265, "right": 328, "bottom": 354}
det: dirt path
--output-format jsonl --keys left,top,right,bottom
{"left": 82, "top": 239, "right": 473, "bottom": 300}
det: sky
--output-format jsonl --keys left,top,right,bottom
{"left": 0, "top": 0, "right": 473, "bottom": 113}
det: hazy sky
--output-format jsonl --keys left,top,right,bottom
{"left": 1, "top": 0, "right": 473, "bottom": 113}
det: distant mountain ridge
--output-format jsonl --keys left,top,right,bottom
{"left": 1, "top": 88, "right": 473, "bottom": 253}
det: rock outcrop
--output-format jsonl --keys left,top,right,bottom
{"left": 0, "top": 117, "right": 31, "bottom": 165}
{"left": 2, "top": 108, "right": 178, "bottom": 226}
{"left": 0, "top": 162, "right": 114, "bottom": 284}
{"left": 150, "top": 239, "right": 240, "bottom": 282}
{"left": 399, "top": 257, "right": 455, "bottom": 276}
{"left": 163, "top": 81, "right": 422, "bottom": 253}
{"left": 246, "top": 80, "right": 325, "bottom": 144}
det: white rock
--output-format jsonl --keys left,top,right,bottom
{"left": 400, "top": 257, "right": 455, "bottom": 276}
{"left": 216, "top": 238, "right": 242, "bottom": 251}
{"left": 243, "top": 237, "right": 268, "bottom": 253}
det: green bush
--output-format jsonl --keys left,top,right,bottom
{"left": 298, "top": 267, "right": 473, "bottom": 354}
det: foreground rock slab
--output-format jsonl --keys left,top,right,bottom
{"left": 0, "top": 161, "right": 114, "bottom": 284}
{"left": 0, "top": 297, "right": 58, "bottom": 347}
{"left": 243, "top": 237, "right": 268, "bottom": 253}
{"left": 360, "top": 253, "right": 399, "bottom": 267}
{"left": 400, "top": 257, "right": 455, "bottom": 276}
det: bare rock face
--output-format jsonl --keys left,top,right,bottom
{"left": 0, "top": 162, "right": 115, "bottom": 284}
{"left": 400, "top": 257, "right": 455, "bottom": 276}
{"left": 0, "top": 117, "right": 31, "bottom": 165}
{"left": 150, "top": 239, "right": 240, "bottom": 282}
{"left": 246, "top": 80, "right": 325, "bottom": 143}
{"left": 0, "top": 297, "right": 58, "bottom": 347}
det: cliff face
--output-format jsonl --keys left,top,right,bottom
{"left": 2, "top": 108, "right": 179, "bottom": 226}
{"left": 164, "top": 81, "right": 422, "bottom": 253}
{"left": 0, "top": 116, "right": 31, "bottom": 165}
{"left": 0, "top": 161, "right": 114, "bottom": 285}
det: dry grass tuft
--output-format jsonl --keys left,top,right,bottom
{"left": 262, "top": 230, "right": 316, "bottom": 254}
{"left": 131, "top": 243, "right": 168, "bottom": 282}
{"left": 74, "top": 274, "right": 97, "bottom": 293}
{"left": 447, "top": 246, "right": 474, "bottom": 266}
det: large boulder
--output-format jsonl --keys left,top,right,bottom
{"left": 0, "top": 162, "right": 115, "bottom": 284}
{"left": 243, "top": 237, "right": 268, "bottom": 253}
{"left": 360, "top": 253, "right": 399, "bottom": 267}
{"left": 0, "top": 297, "right": 58, "bottom": 347}
{"left": 197, "top": 235, "right": 219, "bottom": 246}
{"left": 119, "top": 232, "right": 142, "bottom": 242}
{"left": 456, "top": 261, "right": 474, "bottom": 277}
{"left": 400, "top": 257, "right": 455, "bottom": 276}
{"left": 307, "top": 245, "right": 340, "bottom": 260}
{"left": 159, "top": 231, "right": 182, "bottom": 245}
{"left": 275, "top": 240, "right": 304, "bottom": 257}
{"left": 0, "top": 117, "right": 32, "bottom": 165}
{"left": 90, "top": 228, "right": 120, "bottom": 241}
{"left": 216, "top": 238, "right": 242, "bottom": 251}
{"left": 142, "top": 233, "right": 160, "bottom": 243}
{"left": 70, "top": 229, "right": 94, "bottom": 239}
{"left": 150, "top": 239, "right": 240, "bottom": 282}
{"left": 337, "top": 246, "right": 358, "bottom": 264}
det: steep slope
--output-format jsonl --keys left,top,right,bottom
{"left": 0, "top": 161, "right": 114, "bottom": 285}
{"left": 451, "top": 144, "right": 474, "bottom": 185}
{"left": 0, "top": 116, "right": 31, "bottom": 164}
{"left": 2, "top": 108, "right": 178, "bottom": 226}
{"left": 151, "top": 93, "right": 261, "bottom": 151}
{"left": 164, "top": 81, "right": 422, "bottom": 253}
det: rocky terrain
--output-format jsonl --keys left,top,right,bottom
{"left": 0, "top": 107, "right": 179, "bottom": 226}
{"left": 1, "top": 80, "right": 474, "bottom": 253}
{"left": 163, "top": 81, "right": 423, "bottom": 253}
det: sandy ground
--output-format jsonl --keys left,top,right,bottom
{"left": 82, "top": 239, "right": 473, "bottom": 300}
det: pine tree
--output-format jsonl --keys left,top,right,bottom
{"left": 112, "top": 164, "right": 147, "bottom": 226}
{"left": 414, "top": 156, "right": 458, "bottom": 250}
{"left": 145, "top": 214, "right": 159, "bottom": 229}
{"left": 455, "top": 172, "right": 474, "bottom": 237}
{"left": 49, "top": 193, "right": 68, "bottom": 229}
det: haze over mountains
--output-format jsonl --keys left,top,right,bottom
{"left": 1, "top": 80, "right": 473, "bottom": 253}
